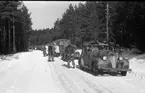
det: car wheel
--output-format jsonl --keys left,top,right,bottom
{"left": 121, "top": 71, "right": 127, "bottom": 76}
{"left": 79, "top": 58, "right": 84, "bottom": 70}
{"left": 92, "top": 62, "right": 99, "bottom": 75}
{"left": 98, "top": 69, "right": 103, "bottom": 75}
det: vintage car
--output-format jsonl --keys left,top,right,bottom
{"left": 78, "top": 43, "right": 131, "bottom": 76}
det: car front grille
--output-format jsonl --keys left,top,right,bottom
{"left": 116, "top": 62, "right": 124, "bottom": 69}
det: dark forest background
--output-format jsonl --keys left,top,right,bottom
{"left": 1, "top": 1, "right": 145, "bottom": 55}
{"left": 0, "top": 1, "right": 32, "bottom": 54}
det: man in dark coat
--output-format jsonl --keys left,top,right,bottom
{"left": 64, "top": 44, "right": 77, "bottom": 68}
{"left": 48, "top": 44, "right": 55, "bottom": 62}
{"left": 42, "top": 45, "right": 48, "bottom": 57}
{"left": 43, "top": 45, "right": 47, "bottom": 57}
{"left": 61, "top": 45, "right": 68, "bottom": 61}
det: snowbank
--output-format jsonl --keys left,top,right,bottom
{"left": 129, "top": 58, "right": 145, "bottom": 80}
{"left": 0, "top": 50, "right": 40, "bottom": 73}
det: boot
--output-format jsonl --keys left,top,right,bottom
{"left": 52, "top": 56, "right": 54, "bottom": 62}
{"left": 48, "top": 55, "right": 51, "bottom": 62}
{"left": 72, "top": 60, "right": 75, "bottom": 69}
{"left": 67, "top": 62, "right": 70, "bottom": 68}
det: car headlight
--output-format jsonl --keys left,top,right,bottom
{"left": 119, "top": 57, "right": 123, "bottom": 60}
{"left": 103, "top": 56, "right": 107, "bottom": 60}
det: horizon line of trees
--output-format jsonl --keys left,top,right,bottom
{"left": 29, "top": 1, "right": 145, "bottom": 52}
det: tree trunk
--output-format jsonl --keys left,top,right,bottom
{"left": 0, "top": 25, "right": 2, "bottom": 54}
{"left": 13, "top": 19, "right": 16, "bottom": 53}
{"left": 8, "top": 20, "right": 11, "bottom": 53}
{"left": 3, "top": 25, "right": 6, "bottom": 54}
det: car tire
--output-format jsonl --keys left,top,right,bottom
{"left": 121, "top": 71, "right": 127, "bottom": 76}
{"left": 98, "top": 69, "right": 103, "bottom": 75}
{"left": 79, "top": 58, "right": 84, "bottom": 70}
{"left": 91, "top": 62, "right": 99, "bottom": 75}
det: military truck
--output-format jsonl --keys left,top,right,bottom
{"left": 78, "top": 42, "right": 131, "bottom": 76}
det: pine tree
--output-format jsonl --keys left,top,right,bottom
{"left": 0, "top": 1, "right": 32, "bottom": 54}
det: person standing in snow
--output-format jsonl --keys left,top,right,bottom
{"left": 59, "top": 45, "right": 64, "bottom": 58}
{"left": 48, "top": 44, "right": 54, "bottom": 62}
{"left": 43, "top": 45, "right": 47, "bottom": 56}
{"left": 65, "top": 44, "right": 77, "bottom": 68}
{"left": 54, "top": 43, "right": 60, "bottom": 57}
{"left": 45, "top": 45, "right": 48, "bottom": 56}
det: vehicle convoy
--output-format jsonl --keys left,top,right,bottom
{"left": 78, "top": 42, "right": 132, "bottom": 76}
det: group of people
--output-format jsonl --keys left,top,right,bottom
{"left": 42, "top": 42, "right": 80, "bottom": 69}
{"left": 43, "top": 43, "right": 60, "bottom": 62}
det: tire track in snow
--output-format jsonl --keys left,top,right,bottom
{"left": 127, "top": 71, "right": 145, "bottom": 80}
{"left": 48, "top": 62, "right": 66, "bottom": 93}
{"left": 72, "top": 69, "right": 116, "bottom": 93}
{"left": 52, "top": 60, "right": 110, "bottom": 93}
{"left": 51, "top": 62, "right": 90, "bottom": 93}
{"left": 50, "top": 60, "right": 97, "bottom": 93}
{"left": 42, "top": 55, "right": 145, "bottom": 93}
{"left": 74, "top": 66, "right": 143, "bottom": 93}
{"left": 56, "top": 58, "right": 142, "bottom": 93}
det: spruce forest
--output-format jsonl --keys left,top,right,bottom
{"left": 1, "top": 1, "right": 145, "bottom": 54}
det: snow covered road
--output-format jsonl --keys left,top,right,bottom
{"left": 0, "top": 50, "right": 145, "bottom": 93}
{"left": 0, "top": 51, "right": 59, "bottom": 93}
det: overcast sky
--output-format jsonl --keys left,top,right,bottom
{"left": 23, "top": 1, "right": 85, "bottom": 30}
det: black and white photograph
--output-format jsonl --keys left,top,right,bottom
{"left": 0, "top": 1, "right": 145, "bottom": 93}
